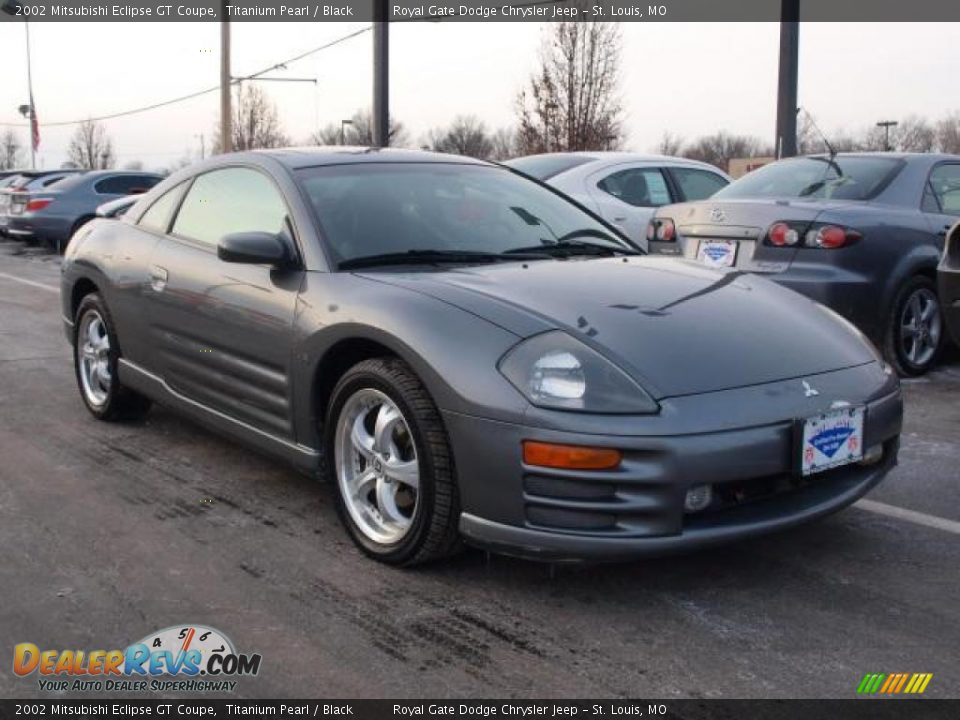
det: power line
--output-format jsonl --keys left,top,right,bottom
{"left": 0, "top": 25, "right": 371, "bottom": 129}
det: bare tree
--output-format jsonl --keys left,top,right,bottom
{"left": 67, "top": 119, "right": 115, "bottom": 170}
{"left": 0, "top": 129, "right": 24, "bottom": 170}
{"left": 310, "top": 110, "right": 408, "bottom": 147}
{"left": 895, "top": 116, "right": 936, "bottom": 152}
{"left": 489, "top": 127, "right": 518, "bottom": 161}
{"left": 214, "top": 84, "right": 289, "bottom": 153}
{"left": 516, "top": 19, "right": 624, "bottom": 154}
{"left": 655, "top": 131, "right": 684, "bottom": 156}
{"left": 682, "top": 132, "right": 771, "bottom": 172}
{"left": 937, "top": 112, "right": 960, "bottom": 154}
{"left": 425, "top": 116, "right": 494, "bottom": 159}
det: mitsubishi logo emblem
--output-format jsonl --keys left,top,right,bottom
{"left": 802, "top": 380, "right": 819, "bottom": 398}
{"left": 710, "top": 207, "right": 727, "bottom": 222}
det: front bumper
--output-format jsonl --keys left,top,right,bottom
{"left": 445, "top": 365, "right": 902, "bottom": 562}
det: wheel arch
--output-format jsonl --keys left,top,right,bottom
{"left": 299, "top": 324, "right": 459, "bottom": 452}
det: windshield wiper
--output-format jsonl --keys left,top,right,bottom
{"left": 505, "top": 235, "right": 641, "bottom": 258}
{"left": 338, "top": 248, "right": 551, "bottom": 270}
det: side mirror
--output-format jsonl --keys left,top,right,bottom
{"left": 217, "top": 231, "right": 290, "bottom": 266}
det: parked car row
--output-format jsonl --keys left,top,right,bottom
{"left": 0, "top": 169, "right": 162, "bottom": 252}
{"left": 641, "top": 152, "right": 960, "bottom": 375}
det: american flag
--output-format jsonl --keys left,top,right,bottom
{"left": 29, "top": 94, "right": 39, "bottom": 152}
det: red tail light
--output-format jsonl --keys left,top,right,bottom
{"left": 26, "top": 198, "right": 53, "bottom": 212}
{"left": 768, "top": 222, "right": 799, "bottom": 247}
{"left": 647, "top": 218, "right": 676, "bottom": 243}
{"left": 810, "top": 225, "right": 859, "bottom": 249}
{"left": 765, "top": 221, "right": 861, "bottom": 249}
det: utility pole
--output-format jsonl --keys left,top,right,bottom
{"left": 24, "top": 21, "right": 35, "bottom": 169}
{"left": 372, "top": 0, "right": 389, "bottom": 147}
{"left": 877, "top": 121, "right": 898, "bottom": 151}
{"left": 196, "top": 133, "right": 206, "bottom": 160}
{"left": 219, "top": 1, "right": 232, "bottom": 154}
{"left": 775, "top": 0, "right": 799, "bottom": 158}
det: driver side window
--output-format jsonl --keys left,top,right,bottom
{"left": 926, "top": 164, "right": 960, "bottom": 216}
{"left": 597, "top": 168, "right": 672, "bottom": 208}
{"left": 172, "top": 167, "right": 289, "bottom": 247}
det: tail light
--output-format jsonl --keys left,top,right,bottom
{"left": 646, "top": 217, "right": 676, "bottom": 243}
{"left": 26, "top": 198, "right": 53, "bottom": 212}
{"left": 764, "top": 221, "right": 861, "bottom": 249}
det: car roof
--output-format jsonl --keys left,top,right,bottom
{"left": 798, "top": 151, "right": 960, "bottom": 163}
{"left": 507, "top": 151, "right": 727, "bottom": 172}
{"left": 250, "top": 146, "right": 494, "bottom": 170}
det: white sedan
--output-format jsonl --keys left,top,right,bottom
{"left": 506, "top": 153, "right": 731, "bottom": 250}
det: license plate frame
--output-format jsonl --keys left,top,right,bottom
{"left": 696, "top": 239, "right": 739, "bottom": 268}
{"left": 796, "top": 406, "right": 866, "bottom": 477}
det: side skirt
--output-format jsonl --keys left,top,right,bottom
{"left": 118, "top": 358, "right": 321, "bottom": 475}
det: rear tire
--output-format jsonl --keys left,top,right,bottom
{"left": 73, "top": 293, "right": 152, "bottom": 421}
{"left": 883, "top": 276, "right": 944, "bottom": 376}
{"left": 324, "top": 357, "right": 461, "bottom": 566}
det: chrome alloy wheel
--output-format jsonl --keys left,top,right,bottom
{"left": 77, "top": 310, "right": 112, "bottom": 407}
{"left": 335, "top": 388, "right": 420, "bottom": 545}
{"left": 900, "top": 287, "right": 942, "bottom": 368}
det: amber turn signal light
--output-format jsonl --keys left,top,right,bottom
{"left": 522, "top": 441, "right": 622, "bottom": 470}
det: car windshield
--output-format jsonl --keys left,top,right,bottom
{"left": 714, "top": 156, "right": 903, "bottom": 201}
{"left": 296, "top": 163, "right": 633, "bottom": 267}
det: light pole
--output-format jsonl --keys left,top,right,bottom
{"left": 775, "top": 0, "right": 800, "bottom": 158}
{"left": 877, "top": 120, "right": 898, "bottom": 151}
{"left": 340, "top": 119, "right": 353, "bottom": 145}
{"left": 195, "top": 133, "right": 206, "bottom": 160}
{"left": 372, "top": 0, "right": 389, "bottom": 147}
{"left": 3, "top": 0, "right": 37, "bottom": 169}
{"left": 220, "top": 0, "right": 232, "bottom": 153}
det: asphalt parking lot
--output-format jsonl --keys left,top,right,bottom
{"left": 0, "top": 239, "right": 958, "bottom": 700}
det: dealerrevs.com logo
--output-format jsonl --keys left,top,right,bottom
{"left": 13, "top": 625, "right": 261, "bottom": 693}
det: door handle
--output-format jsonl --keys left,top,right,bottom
{"left": 613, "top": 216, "right": 627, "bottom": 222}
{"left": 149, "top": 265, "right": 168, "bottom": 292}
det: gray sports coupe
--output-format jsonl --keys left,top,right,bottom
{"left": 61, "top": 148, "right": 902, "bottom": 565}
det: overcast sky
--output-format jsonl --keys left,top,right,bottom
{"left": 0, "top": 21, "right": 957, "bottom": 170}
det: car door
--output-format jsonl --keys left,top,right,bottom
{"left": 922, "top": 162, "right": 960, "bottom": 243}
{"left": 585, "top": 165, "right": 675, "bottom": 249}
{"left": 145, "top": 166, "right": 304, "bottom": 440}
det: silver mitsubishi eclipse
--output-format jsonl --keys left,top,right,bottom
{"left": 61, "top": 148, "right": 903, "bottom": 565}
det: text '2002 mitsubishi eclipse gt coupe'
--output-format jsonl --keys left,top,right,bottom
{"left": 61, "top": 148, "right": 903, "bottom": 565}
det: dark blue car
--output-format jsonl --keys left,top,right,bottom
{"left": 647, "top": 153, "right": 960, "bottom": 375}
{"left": 6, "top": 170, "right": 162, "bottom": 252}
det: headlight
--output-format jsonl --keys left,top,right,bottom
{"left": 498, "top": 331, "right": 659, "bottom": 414}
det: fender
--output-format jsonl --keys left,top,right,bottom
{"left": 289, "top": 276, "right": 530, "bottom": 451}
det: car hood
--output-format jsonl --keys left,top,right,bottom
{"left": 362, "top": 257, "right": 879, "bottom": 398}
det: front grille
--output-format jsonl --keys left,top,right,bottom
{"left": 524, "top": 475, "right": 615, "bottom": 500}
{"left": 525, "top": 507, "right": 616, "bottom": 531}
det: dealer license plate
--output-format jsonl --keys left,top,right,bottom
{"left": 800, "top": 406, "right": 865, "bottom": 476}
{"left": 696, "top": 240, "right": 738, "bottom": 268}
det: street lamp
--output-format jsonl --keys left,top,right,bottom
{"left": 876, "top": 120, "right": 898, "bottom": 152}
{"left": 340, "top": 119, "right": 353, "bottom": 146}
{"left": 3, "top": 0, "right": 37, "bottom": 169}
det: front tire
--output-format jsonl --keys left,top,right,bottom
{"left": 324, "top": 357, "right": 461, "bottom": 566}
{"left": 73, "top": 293, "right": 151, "bottom": 421}
{"left": 883, "top": 276, "right": 944, "bottom": 376}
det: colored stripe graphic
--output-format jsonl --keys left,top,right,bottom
{"left": 857, "top": 672, "right": 933, "bottom": 694}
